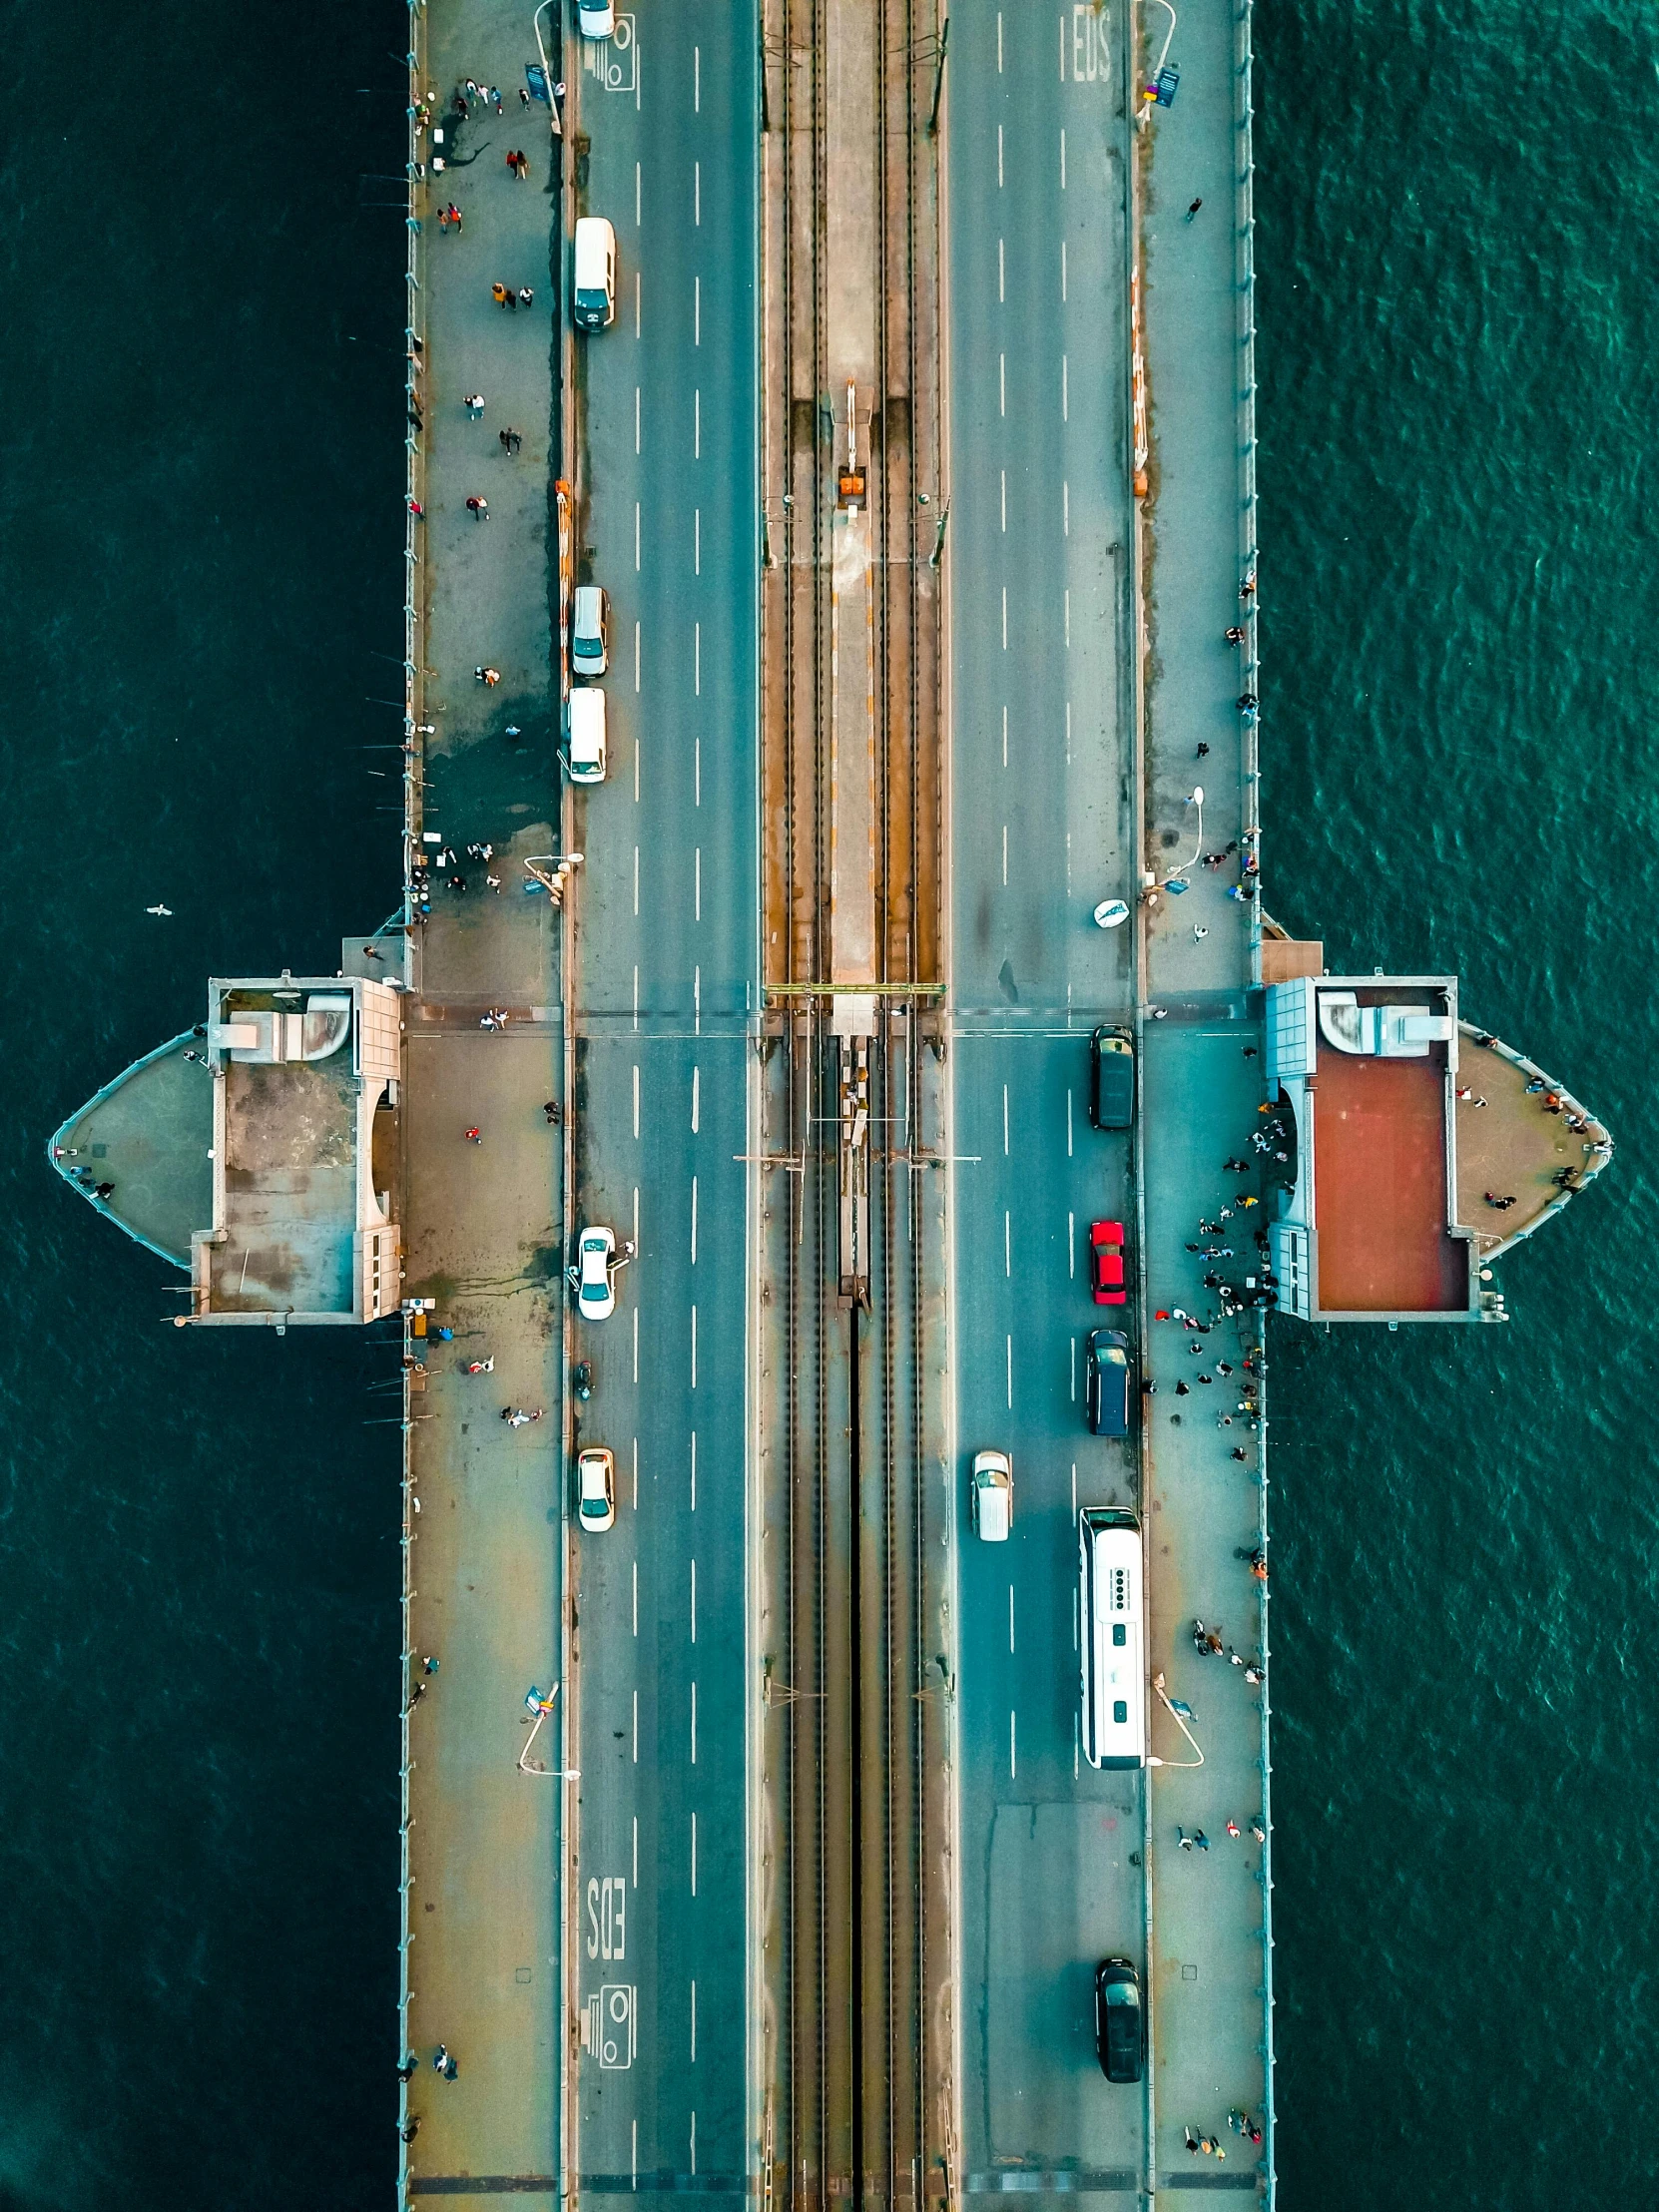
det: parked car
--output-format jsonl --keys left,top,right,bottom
{"left": 569, "top": 1225, "right": 632, "bottom": 1321}
{"left": 1095, "top": 1957, "right": 1145, "bottom": 2082}
{"left": 577, "top": 1446, "right": 616, "bottom": 1531}
{"left": 571, "top": 584, "right": 609, "bottom": 678}
{"left": 1089, "top": 1220, "right": 1128, "bottom": 1306}
{"left": 573, "top": 216, "right": 617, "bottom": 330}
{"left": 969, "top": 1448, "right": 1012, "bottom": 1541}
{"left": 1089, "top": 1027, "right": 1135, "bottom": 1130}
{"left": 566, "top": 687, "right": 607, "bottom": 784}
{"left": 576, "top": 0, "right": 616, "bottom": 36}
{"left": 1085, "top": 1329, "right": 1133, "bottom": 1437}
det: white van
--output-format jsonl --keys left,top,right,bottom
{"left": 573, "top": 217, "right": 617, "bottom": 330}
{"left": 567, "top": 688, "right": 607, "bottom": 784}
{"left": 970, "top": 1449, "right": 1012, "bottom": 1541}
{"left": 571, "top": 584, "right": 609, "bottom": 678}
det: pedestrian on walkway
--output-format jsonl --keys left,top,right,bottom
{"left": 1185, "top": 2128, "right": 1200, "bottom": 2152}
{"left": 499, "top": 427, "right": 513, "bottom": 454}
{"left": 1240, "top": 575, "right": 1256, "bottom": 599}
{"left": 476, "top": 665, "right": 501, "bottom": 685}
{"left": 466, "top": 495, "right": 489, "bottom": 519}
{"left": 1177, "top": 1828, "right": 1194, "bottom": 1852}
{"left": 491, "top": 281, "right": 510, "bottom": 306}
{"left": 1194, "top": 924, "right": 1209, "bottom": 941}
{"left": 1185, "top": 197, "right": 1202, "bottom": 220}
{"left": 1227, "top": 1818, "right": 1241, "bottom": 1838}
{"left": 544, "top": 1100, "right": 562, "bottom": 1125}
{"left": 518, "top": 285, "right": 534, "bottom": 307}
{"left": 423, "top": 1655, "right": 440, "bottom": 1674}
{"left": 520, "top": 84, "right": 531, "bottom": 105}
{"left": 1225, "top": 625, "right": 1246, "bottom": 644}
{"left": 465, "top": 392, "right": 485, "bottom": 415}
{"left": 401, "top": 2119, "right": 420, "bottom": 2143}
{"left": 1232, "top": 1446, "right": 1248, "bottom": 1462}
{"left": 1237, "top": 691, "right": 1258, "bottom": 710}
{"left": 1193, "top": 1830, "right": 1210, "bottom": 1850}
{"left": 491, "top": 87, "right": 504, "bottom": 113}
{"left": 465, "top": 1126, "right": 482, "bottom": 1144}
{"left": 397, "top": 2055, "right": 418, "bottom": 2082}
{"left": 466, "top": 1358, "right": 495, "bottom": 1373}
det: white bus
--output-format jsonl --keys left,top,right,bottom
{"left": 1080, "top": 1509, "right": 1145, "bottom": 1770}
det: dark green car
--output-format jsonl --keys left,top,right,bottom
{"left": 1089, "top": 1027, "right": 1135, "bottom": 1129}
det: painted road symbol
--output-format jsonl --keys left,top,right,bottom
{"left": 582, "top": 1982, "right": 637, "bottom": 2069}
{"left": 585, "top": 14, "right": 637, "bottom": 95}
{"left": 587, "top": 1873, "right": 627, "bottom": 1960}
{"left": 1065, "top": 5, "right": 1112, "bottom": 86}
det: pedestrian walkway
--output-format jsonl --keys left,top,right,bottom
{"left": 396, "top": 0, "right": 568, "bottom": 2197}
{"left": 1135, "top": 0, "right": 1275, "bottom": 2190}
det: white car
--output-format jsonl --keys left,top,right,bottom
{"left": 566, "top": 687, "right": 607, "bottom": 784}
{"left": 577, "top": 0, "right": 615, "bottom": 36}
{"left": 970, "top": 1448, "right": 1012, "bottom": 1541}
{"left": 569, "top": 1225, "right": 632, "bottom": 1321}
{"left": 571, "top": 584, "right": 609, "bottom": 678}
{"left": 577, "top": 1445, "right": 616, "bottom": 1531}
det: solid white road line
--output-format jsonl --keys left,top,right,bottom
{"left": 634, "top": 1063, "right": 640, "bottom": 1139}
{"left": 690, "top": 1427, "right": 697, "bottom": 1511}
{"left": 691, "top": 1065, "right": 700, "bottom": 1133}
{"left": 998, "top": 236, "right": 1004, "bottom": 301}
{"left": 691, "top": 1811, "right": 698, "bottom": 1893}
{"left": 691, "top": 1979, "right": 697, "bottom": 2062}
{"left": 1061, "top": 240, "right": 1068, "bottom": 302}
{"left": 695, "top": 274, "right": 701, "bottom": 346}
{"left": 691, "top": 1680, "right": 698, "bottom": 1764}
{"left": 695, "top": 160, "right": 701, "bottom": 226}
{"left": 999, "top": 351, "right": 1005, "bottom": 416}
{"left": 633, "top": 1688, "right": 639, "bottom": 1763}
{"left": 635, "top": 617, "right": 641, "bottom": 692}
{"left": 1060, "top": 128, "right": 1067, "bottom": 190}
{"left": 694, "top": 44, "right": 701, "bottom": 112}
{"left": 1009, "top": 1584, "right": 1015, "bottom": 1653}
{"left": 633, "top": 1559, "right": 639, "bottom": 1636}
{"left": 634, "top": 844, "right": 640, "bottom": 917}
{"left": 695, "top": 507, "right": 701, "bottom": 575}
{"left": 1004, "top": 1210, "right": 1010, "bottom": 1277}
{"left": 1067, "top": 1088, "right": 1073, "bottom": 1157}
{"left": 1069, "top": 1210, "right": 1075, "bottom": 1278}
{"left": 1064, "top": 480, "right": 1070, "bottom": 536}
{"left": 691, "top": 1303, "right": 698, "bottom": 1387}
{"left": 1062, "top": 354, "right": 1069, "bottom": 421}
{"left": 636, "top": 160, "right": 641, "bottom": 226}
{"left": 1006, "top": 1335, "right": 1012, "bottom": 1409}
{"left": 635, "top": 500, "right": 641, "bottom": 571}
{"left": 695, "top": 846, "right": 702, "bottom": 921}
{"left": 636, "top": 384, "right": 641, "bottom": 453}
{"left": 691, "top": 1174, "right": 698, "bottom": 1264}
{"left": 691, "top": 1556, "right": 697, "bottom": 1643}
{"left": 1010, "top": 1709, "right": 1017, "bottom": 1779}
{"left": 695, "top": 387, "right": 702, "bottom": 459}
{"left": 1002, "top": 1082, "right": 1009, "bottom": 1155}
{"left": 997, "top": 122, "right": 1004, "bottom": 187}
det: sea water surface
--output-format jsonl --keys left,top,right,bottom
{"left": 1255, "top": 3, "right": 1659, "bottom": 2205}
{"left": 0, "top": 1, "right": 405, "bottom": 2205}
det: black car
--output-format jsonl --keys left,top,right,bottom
{"left": 1095, "top": 1957, "right": 1145, "bottom": 2083}
{"left": 1089, "top": 1026, "right": 1135, "bottom": 1130}
{"left": 1085, "top": 1329, "right": 1133, "bottom": 1437}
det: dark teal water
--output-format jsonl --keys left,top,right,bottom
{"left": 0, "top": 1, "right": 404, "bottom": 2204}
{"left": 1256, "top": 2, "right": 1659, "bottom": 2204}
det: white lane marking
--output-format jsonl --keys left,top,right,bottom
{"left": 690, "top": 1427, "right": 698, "bottom": 1510}
{"left": 632, "top": 963, "right": 639, "bottom": 1031}
{"left": 1065, "top": 588, "right": 1071, "bottom": 649}
{"left": 691, "top": 2110, "right": 698, "bottom": 2177}
{"left": 695, "top": 387, "right": 702, "bottom": 459}
{"left": 695, "top": 734, "right": 702, "bottom": 804}
{"left": 694, "top": 964, "right": 701, "bottom": 1034}
{"left": 1009, "top": 1585, "right": 1015, "bottom": 1653}
{"left": 691, "top": 1303, "right": 698, "bottom": 1387}
{"left": 695, "top": 620, "right": 702, "bottom": 697}
{"left": 632, "top": 2122, "right": 638, "bottom": 2190}
{"left": 636, "top": 160, "right": 641, "bottom": 227}
{"left": 1002, "top": 1083, "right": 1009, "bottom": 1155}
{"left": 691, "top": 1811, "right": 698, "bottom": 1893}
{"left": 1010, "top": 1709, "right": 1017, "bottom": 1779}
{"left": 634, "top": 1305, "right": 639, "bottom": 1383}
{"left": 1065, "top": 699, "right": 1072, "bottom": 766}
{"left": 695, "top": 846, "right": 702, "bottom": 920}
{"left": 997, "top": 122, "right": 1004, "bottom": 188}
{"left": 1061, "top": 240, "right": 1068, "bottom": 302}
{"left": 1001, "top": 585, "right": 1007, "bottom": 648}
{"left": 1069, "top": 1211, "right": 1075, "bottom": 1278}
{"left": 694, "top": 44, "right": 700, "bottom": 112}
{"left": 634, "top": 617, "right": 641, "bottom": 693}
{"left": 691, "top": 1174, "right": 698, "bottom": 1264}
{"left": 691, "top": 1065, "right": 701, "bottom": 1133}
{"left": 998, "top": 236, "right": 1004, "bottom": 301}
{"left": 1070, "top": 1335, "right": 1076, "bottom": 1401}
{"left": 691, "top": 1978, "right": 697, "bottom": 2061}
{"left": 691, "top": 1679, "right": 698, "bottom": 1764}
{"left": 634, "top": 1185, "right": 640, "bottom": 1249}
{"left": 1066, "top": 827, "right": 1072, "bottom": 894}
{"left": 1059, "top": 14, "right": 1065, "bottom": 76}
{"left": 1002, "top": 702, "right": 1008, "bottom": 769}
{"left": 1064, "top": 480, "right": 1070, "bottom": 536}
{"left": 1074, "top": 1716, "right": 1080, "bottom": 1781}
{"left": 1004, "top": 1210, "right": 1011, "bottom": 1278}
{"left": 633, "top": 844, "right": 640, "bottom": 916}
{"left": 633, "top": 1064, "right": 640, "bottom": 1139}
{"left": 632, "top": 1688, "right": 639, "bottom": 1763}
{"left": 691, "top": 1555, "right": 698, "bottom": 1642}
{"left": 997, "top": 11, "right": 1003, "bottom": 72}
{"left": 695, "top": 274, "right": 701, "bottom": 346}
{"left": 1000, "top": 468, "right": 1006, "bottom": 532}
{"left": 635, "top": 384, "right": 641, "bottom": 453}
{"left": 1060, "top": 128, "right": 1067, "bottom": 190}
{"left": 999, "top": 351, "right": 1005, "bottom": 416}
{"left": 1067, "top": 1088, "right": 1073, "bottom": 1156}
{"left": 1006, "top": 1335, "right": 1013, "bottom": 1409}
{"left": 1001, "top": 823, "right": 1007, "bottom": 886}
{"left": 634, "top": 1814, "right": 639, "bottom": 1888}
{"left": 635, "top": 267, "right": 641, "bottom": 337}
{"left": 695, "top": 159, "right": 701, "bottom": 227}
{"left": 635, "top": 500, "right": 642, "bottom": 571}
{"left": 695, "top": 507, "right": 701, "bottom": 575}
{"left": 1062, "top": 354, "right": 1069, "bottom": 421}
{"left": 633, "top": 1559, "right": 639, "bottom": 1636}
{"left": 635, "top": 726, "right": 641, "bottom": 802}
{"left": 1071, "top": 1461, "right": 1078, "bottom": 1518}
{"left": 634, "top": 1435, "right": 639, "bottom": 1510}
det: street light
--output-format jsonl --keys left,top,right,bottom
{"left": 519, "top": 1683, "right": 580, "bottom": 1779}
{"left": 524, "top": 852, "right": 585, "bottom": 905}
{"left": 1159, "top": 787, "right": 1204, "bottom": 890}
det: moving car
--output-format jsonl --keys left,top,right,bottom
{"left": 570, "top": 1225, "right": 624, "bottom": 1321}
{"left": 566, "top": 687, "right": 607, "bottom": 784}
{"left": 1085, "top": 1328, "right": 1133, "bottom": 1437}
{"left": 576, "top": 0, "right": 616, "bottom": 40}
{"left": 573, "top": 217, "right": 617, "bottom": 330}
{"left": 1089, "top": 1027, "right": 1135, "bottom": 1130}
{"left": 1095, "top": 1957, "right": 1145, "bottom": 2082}
{"left": 577, "top": 1445, "right": 616, "bottom": 1532}
{"left": 969, "top": 1448, "right": 1012, "bottom": 1541}
{"left": 1089, "top": 1219, "right": 1128, "bottom": 1306}
{"left": 571, "top": 584, "right": 609, "bottom": 678}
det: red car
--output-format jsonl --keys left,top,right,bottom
{"left": 1089, "top": 1220, "right": 1128, "bottom": 1306}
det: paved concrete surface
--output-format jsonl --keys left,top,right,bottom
{"left": 946, "top": 4, "right": 1147, "bottom": 2198}
{"left": 1138, "top": 0, "right": 1274, "bottom": 2185}
{"left": 566, "top": 3, "right": 758, "bottom": 2197}
{"left": 50, "top": 1037, "right": 212, "bottom": 1266}
{"left": 397, "top": 0, "right": 566, "bottom": 2193}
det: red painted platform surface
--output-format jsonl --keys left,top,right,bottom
{"left": 1313, "top": 1050, "right": 1468, "bottom": 1313}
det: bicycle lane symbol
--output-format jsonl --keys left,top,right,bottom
{"left": 584, "top": 15, "right": 638, "bottom": 98}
